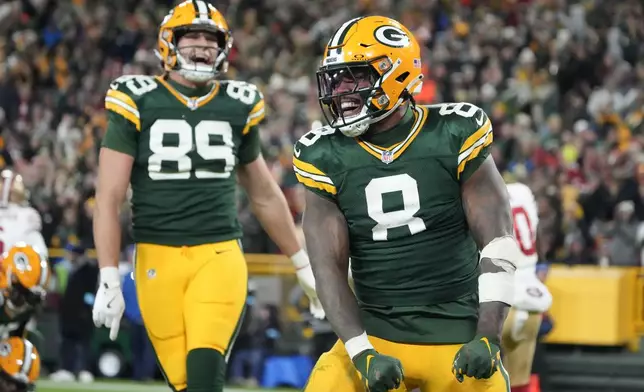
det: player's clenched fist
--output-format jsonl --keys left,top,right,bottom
{"left": 92, "top": 267, "right": 125, "bottom": 341}
{"left": 452, "top": 334, "right": 501, "bottom": 382}
{"left": 353, "top": 349, "right": 404, "bottom": 392}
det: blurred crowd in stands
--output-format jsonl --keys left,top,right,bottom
{"left": 0, "top": 0, "right": 643, "bottom": 271}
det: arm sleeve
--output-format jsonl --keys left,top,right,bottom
{"left": 102, "top": 112, "right": 138, "bottom": 157}
{"left": 238, "top": 95, "right": 265, "bottom": 164}
{"left": 292, "top": 133, "right": 337, "bottom": 202}
{"left": 456, "top": 105, "right": 494, "bottom": 182}
{"left": 102, "top": 87, "right": 140, "bottom": 157}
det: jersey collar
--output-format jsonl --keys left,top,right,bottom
{"left": 356, "top": 105, "right": 428, "bottom": 164}
{"left": 155, "top": 76, "right": 220, "bottom": 110}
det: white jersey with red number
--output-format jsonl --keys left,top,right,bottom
{"left": 0, "top": 204, "right": 48, "bottom": 258}
{"left": 507, "top": 182, "right": 551, "bottom": 313}
{"left": 507, "top": 182, "right": 539, "bottom": 268}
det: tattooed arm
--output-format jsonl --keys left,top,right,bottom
{"left": 461, "top": 155, "right": 517, "bottom": 342}
{"left": 302, "top": 190, "right": 363, "bottom": 342}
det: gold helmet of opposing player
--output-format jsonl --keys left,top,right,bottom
{"left": 0, "top": 170, "right": 27, "bottom": 207}
{"left": 1, "top": 243, "right": 49, "bottom": 313}
{"left": 157, "top": 0, "right": 233, "bottom": 83}
{"left": 317, "top": 16, "right": 424, "bottom": 137}
{"left": 0, "top": 337, "right": 40, "bottom": 392}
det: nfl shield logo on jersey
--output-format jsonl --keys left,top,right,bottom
{"left": 381, "top": 150, "right": 394, "bottom": 164}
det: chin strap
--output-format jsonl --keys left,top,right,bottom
{"left": 337, "top": 97, "right": 409, "bottom": 137}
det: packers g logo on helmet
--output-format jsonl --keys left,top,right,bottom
{"left": 373, "top": 25, "right": 411, "bottom": 48}
{"left": 156, "top": 0, "right": 233, "bottom": 83}
{"left": 317, "top": 16, "right": 424, "bottom": 137}
{"left": 0, "top": 337, "right": 40, "bottom": 391}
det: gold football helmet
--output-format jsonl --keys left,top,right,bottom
{"left": 0, "top": 337, "right": 40, "bottom": 392}
{"left": 317, "top": 16, "right": 423, "bottom": 137}
{"left": 0, "top": 170, "right": 27, "bottom": 207}
{"left": 1, "top": 243, "right": 49, "bottom": 313}
{"left": 156, "top": 0, "right": 232, "bottom": 83}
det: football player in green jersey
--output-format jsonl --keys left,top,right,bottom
{"left": 92, "top": 2, "right": 323, "bottom": 392}
{"left": 296, "top": 16, "right": 521, "bottom": 392}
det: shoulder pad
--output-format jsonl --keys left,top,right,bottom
{"left": 220, "top": 80, "right": 265, "bottom": 134}
{"left": 105, "top": 75, "right": 159, "bottom": 131}
{"left": 427, "top": 103, "right": 493, "bottom": 179}
{"left": 220, "top": 80, "right": 264, "bottom": 107}
{"left": 294, "top": 126, "right": 336, "bottom": 161}
{"left": 427, "top": 102, "right": 491, "bottom": 138}
{"left": 23, "top": 207, "right": 42, "bottom": 232}
{"left": 292, "top": 126, "right": 337, "bottom": 196}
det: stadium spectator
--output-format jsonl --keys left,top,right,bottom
{"left": 49, "top": 241, "right": 97, "bottom": 383}
{"left": 121, "top": 245, "right": 157, "bottom": 382}
{"left": 229, "top": 280, "right": 274, "bottom": 387}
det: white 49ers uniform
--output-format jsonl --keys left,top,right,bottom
{"left": 502, "top": 182, "right": 552, "bottom": 389}
{"left": 0, "top": 204, "right": 48, "bottom": 258}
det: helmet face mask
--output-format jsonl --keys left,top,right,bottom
{"left": 0, "top": 372, "right": 28, "bottom": 392}
{"left": 317, "top": 63, "right": 383, "bottom": 135}
{"left": 317, "top": 16, "right": 424, "bottom": 137}
{"left": 5, "top": 277, "right": 43, "bottom": 313}
{"left": 157, "top": 1, "right": 233, "bottom": 83}
{"left": 174, "top": 28, "right": 231, "bottom": 83}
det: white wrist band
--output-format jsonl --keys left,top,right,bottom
{"left": 100, "top": 266, "right": 121, "bottom": 284}
{"left": 290, "top": 249, "right": 310, "bottom": 270}
{"left": 344, "top": 332, "right": 373, "bottom": 360}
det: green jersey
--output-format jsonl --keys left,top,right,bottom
{"left": 102, "top": 75, "right": 264, "bottom": 246}
{"left": 294, "top": 103, "right": 494, "bottom": 344}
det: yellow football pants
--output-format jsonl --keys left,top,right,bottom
{"left": 305, "top": 337, "right": 510, "bottom": 392}
{"left": 135, "top": 240, "right": 248, "bottom": 392}
{"left": 501, "top": 308, "right": 542, "bottom": 387}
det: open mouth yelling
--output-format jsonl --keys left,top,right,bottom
{"left": 190, "top": 53, "right": 213, "bottom": 66}
{"left": 339, "top": 96, "right": 363, "bottom": 117}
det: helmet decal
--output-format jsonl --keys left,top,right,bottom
{"left": 373, "top": 25, "right": 411, "bottom": 48}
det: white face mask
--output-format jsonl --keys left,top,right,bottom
{"left": 334, "top": 97, "right": 405, "bottom": 137}
{"left": 176, "top": 45, "right": 228, "bottom": 83}
{"left": 334, "top": 106, "right": 371, "bottom": 137}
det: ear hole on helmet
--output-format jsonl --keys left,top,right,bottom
{"left": 396, "top": 71, "right": 409, "bottom": 83}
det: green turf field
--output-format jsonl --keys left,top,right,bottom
{"left": 36, "top": 380, "right": 290, "bottom": 392}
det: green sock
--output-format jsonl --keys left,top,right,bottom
{"left": 186, "top": 348, "right": 226, "bottom": 392}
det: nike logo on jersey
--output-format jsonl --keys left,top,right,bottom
{"left": 294, "top": 146, "right": 301, "bottom": 157}
{"left": 475, "top": 111, "right": 486, "bottom": 126}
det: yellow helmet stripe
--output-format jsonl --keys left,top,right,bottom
{"left": 326, "top": 17, "right": 362, "bottom": 56}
